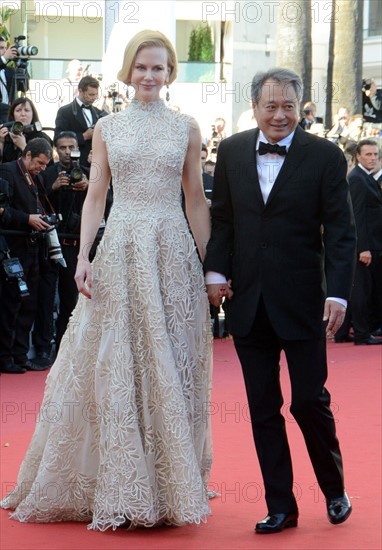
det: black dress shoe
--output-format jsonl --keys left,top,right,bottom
{"left": 0, "top": 363, "right": 27, "bottom": 374}
{"left": 33, "top": 351, "right": 53, "bottom": 368}
{"left": 371, "top": 328, "right": 382, "bottom": 337}
{"left": 18, "top": 360, "right": 51, "bottom": 372}
{"left": 334, "top": 335, "right": 354, "bottom": 343}
{"left": 354, "top": 336, "right": 382, "bottom": 345}
{"left": 326, "top": 492, "right": 352, "bottom": 524}
{"left": 255, "top": 512, "right": 298, "bottom": 534}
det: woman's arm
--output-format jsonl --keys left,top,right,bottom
{"left": 74, "top": 119, "right": 111, "bottom": 298}
{"left": 182, "top": 119, "right": 211, "bottom": 261}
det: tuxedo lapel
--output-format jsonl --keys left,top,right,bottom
{"left": 265, "top": 126, "right": 310, "bottom": 208}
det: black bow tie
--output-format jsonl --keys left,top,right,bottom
{"left": 81, "top": 104, "right": 91, "bottom": 109}
{"left": 258, "top": 141, "right": 287, "bottom": 156}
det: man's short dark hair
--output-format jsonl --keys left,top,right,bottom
{"left": 356, "top": 139, "right": 379, "bottom": 155}
{"left": 78, "top": 75, "right": 100, "bottom": 91}
{"left": 201, "top": 143, "right": 208, "bottom": 153}
{"left": 22, "top": 138, "right": 52, "bottom": 159}
{"left": 54, "top": 131, "right": 78, "bottom": 148}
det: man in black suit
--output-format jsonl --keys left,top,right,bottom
{"left": 336, "top": 139, "right": 382, "bottom": 345}
{"left": 0, "top": 138, "right": 53, "bottom": 374}
{"left": 0, "top": 37, "right": 17, "bottom": 105}
{"left": 298, "top": 101, "right": 323, "bottom": 131}
{"left": 204, "top": 68, "right": 356, "bottom": 533}
{"left": 54, "top": 76, "right": 107, "bottom": 166}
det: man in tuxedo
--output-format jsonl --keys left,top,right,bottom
{"left": 0, "top": 37, "right": 17, "bottom": 105}
{"left": 204, "top": 68, "right": 356, "bottom": 533}
{"left": 54, "top": 76, "right": 107, "bottom": 166}
{"left": 336, "top": 139, "right": 382, "bottom": 344}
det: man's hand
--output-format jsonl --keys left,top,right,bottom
{"left": 28, "top": 214, "right": 51, "bottom": 231}
{"left": 359, "top": 250, "right": 372, "bottom": 266}
{"left": 71, "top": 174, "right": 89, "bottom": 192}
{"left": 206, "top": 281, "right": 233, "bottom": 307}
{"left": 2, "top": 45, "right": 18, "bottom": 61}
{"left": 83, "top": 127, "right": 94, "bottom": 141}
{"left": 323, "top": 299, "right": 346, "bottom": 338}
{"left": 51, "top": 171, "right": 70, "bottom": 191}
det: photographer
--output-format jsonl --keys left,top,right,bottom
{"left": 362, "top": 78, "right": 382, "bottom": 124}
{"left": 40, "top": 131, "right": 91, "bottom": 352}
{"left": 0, "top": 36, "right": 17, "bottom": 105}
{"left": 0, "top": 97, "right": 53, "bottom": 163}
{"left": 0, "top": 138, "right": 53, "bottom": 374}
{"left": 299, "top": 101, "right": 323, "bottom": 131}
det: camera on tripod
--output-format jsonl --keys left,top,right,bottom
{"left": 12, "top": 36, "right": 38, "bottom": 93}
{"left": 1, "top": 121, "right": 42, "bottom": 135}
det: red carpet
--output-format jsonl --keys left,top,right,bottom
{"left": 1, "top": 339, "right": 381, "bottom": 550}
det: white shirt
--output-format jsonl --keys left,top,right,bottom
{"left": 76, "top": 98, "right": 93, "bottom": 127}
{"left": 0, "top": 56, "right": 9, "bottom": 105}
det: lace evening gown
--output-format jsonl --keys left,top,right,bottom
{"left": 1, "top": 99, "right": 213, "bottom": 531}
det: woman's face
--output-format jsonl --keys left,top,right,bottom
{"left": 130, "top": 47, "right": 169, "bottom": 102}
{"left": 13, "top": 102, "right": 33, "bottom": 125}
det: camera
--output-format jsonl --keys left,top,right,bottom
{"left": 41, "top": 213, "right": 67, "bottom": 267}
{"left": 362, "top": 79, "right": 372, "bottom": 93}
{"left": 1, "top": 257, "right": 29, "bottom": 298}
{"left": 303, "top": 109, "right": 313, "bottom": 115}
{"left": 12, "top": 36, "right": 38, "bottom": 94}
{"left": 65, "top": 150, "right": 84, "bottom": 187}
{"left": 13, "top": 35, "right": 38, "bottom": 57}
{"left": 1, "top": 121, "right": 42, "bottom": 135}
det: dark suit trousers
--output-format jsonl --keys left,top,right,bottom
{"left": 55, "top": 243, "right": 80, "bottom": 351}
{"left": 233, "top": 298, "right": 344, "bottom": 514}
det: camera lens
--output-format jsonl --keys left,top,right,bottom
{"left": 11, "top": 121, "right": 24, "bottom": 135}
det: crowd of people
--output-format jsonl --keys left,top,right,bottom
{"left": 0, "top": 27, "right": 381, "bottom": 536}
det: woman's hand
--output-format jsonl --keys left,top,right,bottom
{"left": 74, "top": 258, "right": 92, "bottom": 299}
{"left": 9, "top": 131, "right": 27, "bottom": 151}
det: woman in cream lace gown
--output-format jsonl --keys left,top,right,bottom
{"left": 1, "top": 30, "right": 213, "bottom": 531}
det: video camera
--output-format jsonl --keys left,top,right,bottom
{"left": 1, "top": 121, "right": 42, "bottom": 135}
{"left": 12, "top": 36, "right": 38, "bottom": 93}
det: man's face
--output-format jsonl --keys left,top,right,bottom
{"left": 0, "top": 41, "right": 7, "bottom": 57}
{"left": 252, "top": 79, "right": 300, "bottom": 143}
{"left": 201, "top": 150, "right": 207, "bottom": 170}
{"left": 24, "top": 152, "right": 50, "bottom": 175}
{"left": 356, "top": 145, "right": 379, "bottom": 172}
{"left": 356, "top": 145, "right": 378, "bottom": 171}
{"left": 56, "top": 138, "right": 78, "bottom": 167}
{"left": 79, "top": 86, "right": 99, "bottom": 105}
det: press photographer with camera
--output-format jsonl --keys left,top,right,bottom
{"left": 0, "top": 97, "right": 53, "bottom": 163}
{"left": 37, "top": 130, "right": 91, "bottom": 353}
{"left": 0, "top": 138, "right": 57, "bottom": 374}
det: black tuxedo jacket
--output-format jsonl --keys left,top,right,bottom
{"left": 54, "top": 100, "right": 107, "bottom": 165}
{"left": 204, "top": 126, "right": 356, "bottom": 339}
{"left": 0, "top": 64, "right": 16, "bottom": 104}
{"left": 348, "top": 165, "right": 382, "bottom": 253}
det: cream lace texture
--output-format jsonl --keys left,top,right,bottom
{"left": 1, "top": 100, "right": 213, "bottom": 531}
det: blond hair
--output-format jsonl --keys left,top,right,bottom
{"left": 117, "top": 30, "right": 178, "bottom": 85}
